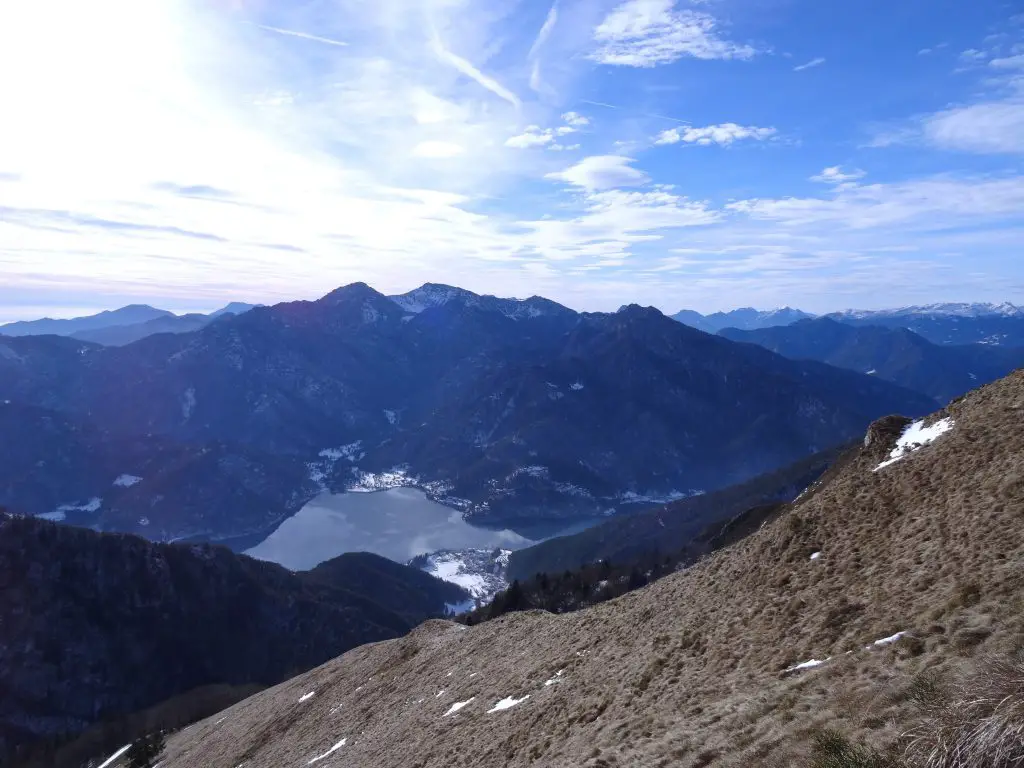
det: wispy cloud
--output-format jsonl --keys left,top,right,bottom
{"left": 589, "top": 0, "right": 757, "bottom": 67}
{"left": 654, "top": 123, "right": 776, "bottom": 146}
{"left": 793, "top": 57, "right": 825, "bottom": 71}
{"left": 254, "top": 24, "right": 348, "bottom": 47}
{"left": 810, "top": 166, "right": 866, "bottom": 183}
{"left": 431, "top": 33, "right": 522, "bottom": 108}
{"left": 528, "top": 1, "right": 559, "bottom": 93}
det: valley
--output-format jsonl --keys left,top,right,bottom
{"left": 242, "top": 487, "right": 533, "bottom": 570}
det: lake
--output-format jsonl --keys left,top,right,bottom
{"left": 244, "top": 487, "right": 538, "bottom": 571}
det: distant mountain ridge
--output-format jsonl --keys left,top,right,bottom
{"left": 829, "top": 302, "right": 1024, "bottom": 320}
{"left": 671, "top": 306, "right": 814, "bottom": 333}
{"left": 720, "top": 317, "right": 1024, "bottom": 403}
{"left": 1, "top": 303, "right": 259, "bottom": 346}
{"left": 672, "top": 301, "right": 1024, "bottom": 346}
{"left": 0, "top": 283, "right": 935, "bottom": 546}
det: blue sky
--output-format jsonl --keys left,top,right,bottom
{"left": 1, "top": 0, "right": 1023, "bottom": 322}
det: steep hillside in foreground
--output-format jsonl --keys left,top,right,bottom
{"left": 0, "top": 519, "right": 467, "bottom": 762}
{"left": 154, "top": 371, "right": 1024, "bottom": 768}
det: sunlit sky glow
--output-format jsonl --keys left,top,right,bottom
{"left": 1, "top": 0, "right": 1023, "bottom": 322}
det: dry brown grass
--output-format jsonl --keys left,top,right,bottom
{"left": 906, "top": 655, "right": 1024, "bottom": 768}
{"left": 147, "top": 372, "right": 1024, "bottom": 768}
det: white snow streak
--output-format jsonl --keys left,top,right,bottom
{"left": 96, "top": 744, "right": 131, "bottom": 768}
{"left": 443, "top": 697, "right": 474, "bottom": 716}
{"left": 299, "top": 691, "right": 315, "bottom": 702}
{"left": 784, "top": 658, "right": 829, "bottom": 673}
{"left": 871, "top": 631, "right": 907, "bottom": 647}
{"left": 308, "top": 738, "right": 346, "bottom": 764}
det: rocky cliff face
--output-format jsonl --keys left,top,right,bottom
{"left": 151, "top": 370, "right": 1024, "bottom": 768}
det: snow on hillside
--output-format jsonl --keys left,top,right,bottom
{"left": 835, "top": 302, "right": 1024, "bottom": 320}
{"left": 412, "top": 548, "right": 511, "bottom": 607}
{"left": 874, "top": 418, "right": 954, "bottom": 471}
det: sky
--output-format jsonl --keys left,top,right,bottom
{"left": 1, "top": 0, "right": 1023, "bottom": 322}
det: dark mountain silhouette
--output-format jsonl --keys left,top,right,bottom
{"left": 0, "top": 515, "right": 467, "bottom": 763}
{"left": 720, "top": 317, "right": 1024, "bottom": 403}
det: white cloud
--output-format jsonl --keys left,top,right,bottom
{"left": 959, "top": 48, "right": 987, "bottom": 63}
{"left": 924, "top": 99, "right": 1024, "bottom": 154}
{"left": 793, "top": 57, "right": 825, "bottom": 71}
{"left": 412, "top": 141, "right": 466, "bottom": 158}
{"left": 810, "top": 166, "right": 866, "bottom": 184}
{"left": 654, "top": 123, "right": 776, "bottom": 146}
{"left": 545, "top": 155, "right": 649, "bottom": 190}
{"left": 505, "top": 127, "right": 555, "bottom": 148}
{"left": 727, "top": 176, "right": 1024, "bottom": 229}
{"left": 507, "top": 113, "right": 590, "bottom": 148}
{"left": 990, "top": 54, "right": 1024, "bottom": 69}
{"left": 590, "top": 0, "right": 757, "bottom": 67}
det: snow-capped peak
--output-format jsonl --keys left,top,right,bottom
{"left": 388, "top": 284, "right": 480, "bottom": 314}
{"left": 834, "top": 302, "right": 1024, "bottom": 320}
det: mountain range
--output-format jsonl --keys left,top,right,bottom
{"left": 671, "top": 302, "right": 1024, "bottom": 347}
{"left": 0, "top": 303, "right": 259, "bottom": 346}
{"left": 137, "top": 368, "right": 1024, "bottom": 768}
{"left": 0, "top": 515, "right": 468, "bottom": 763}
{"left": 0, "top": 283, "right": 937, "bottom": 546}
{"left": 671, "top": 306, "right": 814, "bottom": 333}
{"left": 720, "top": 317, "right": 1024, "bottom": 404}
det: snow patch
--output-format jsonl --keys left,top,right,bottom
{"left": 319, "top": 442, "right": 363, "bottom": 462}
{"left": 810, "top": 551, "right": 821, "bottom": 561}
{"left": 874, "top": 418, "right": 954, "bottom": 472}
{"left": 487, "top": 695, "right": 530, "bottom": 713}
{"left": 784, "top": 658, "right": 829, "bottom": 673}
{"left": 96, "top": 744, "right": 132, "bottom": 768}
{"left": 43, "top": 497, "right": 102, "bottom": 521}
{"left": 113, "top": 474, "right": 142, "bottom": 487}
{"left": 349, "top": 467, "right": 417, "bottom": 492}
{"left": 181, "top": 387, "right": 196, "bottom": 419}
{"left": 871, "top": 631, "right": 907, "bottom": 647}
{"left": 308, "top": 738, "right": 346, "bottom": 764}
{"left": 299, "top": 691, "right": 315, "bottom": 702}
{"left": 544, "top": 670, "right": 565, "bottom": 686}
{"left": 417, "top": 549, "right": 511, "bottom": 603}
{"left": 443, "top": 697, "right": 474, "bottom": 716}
